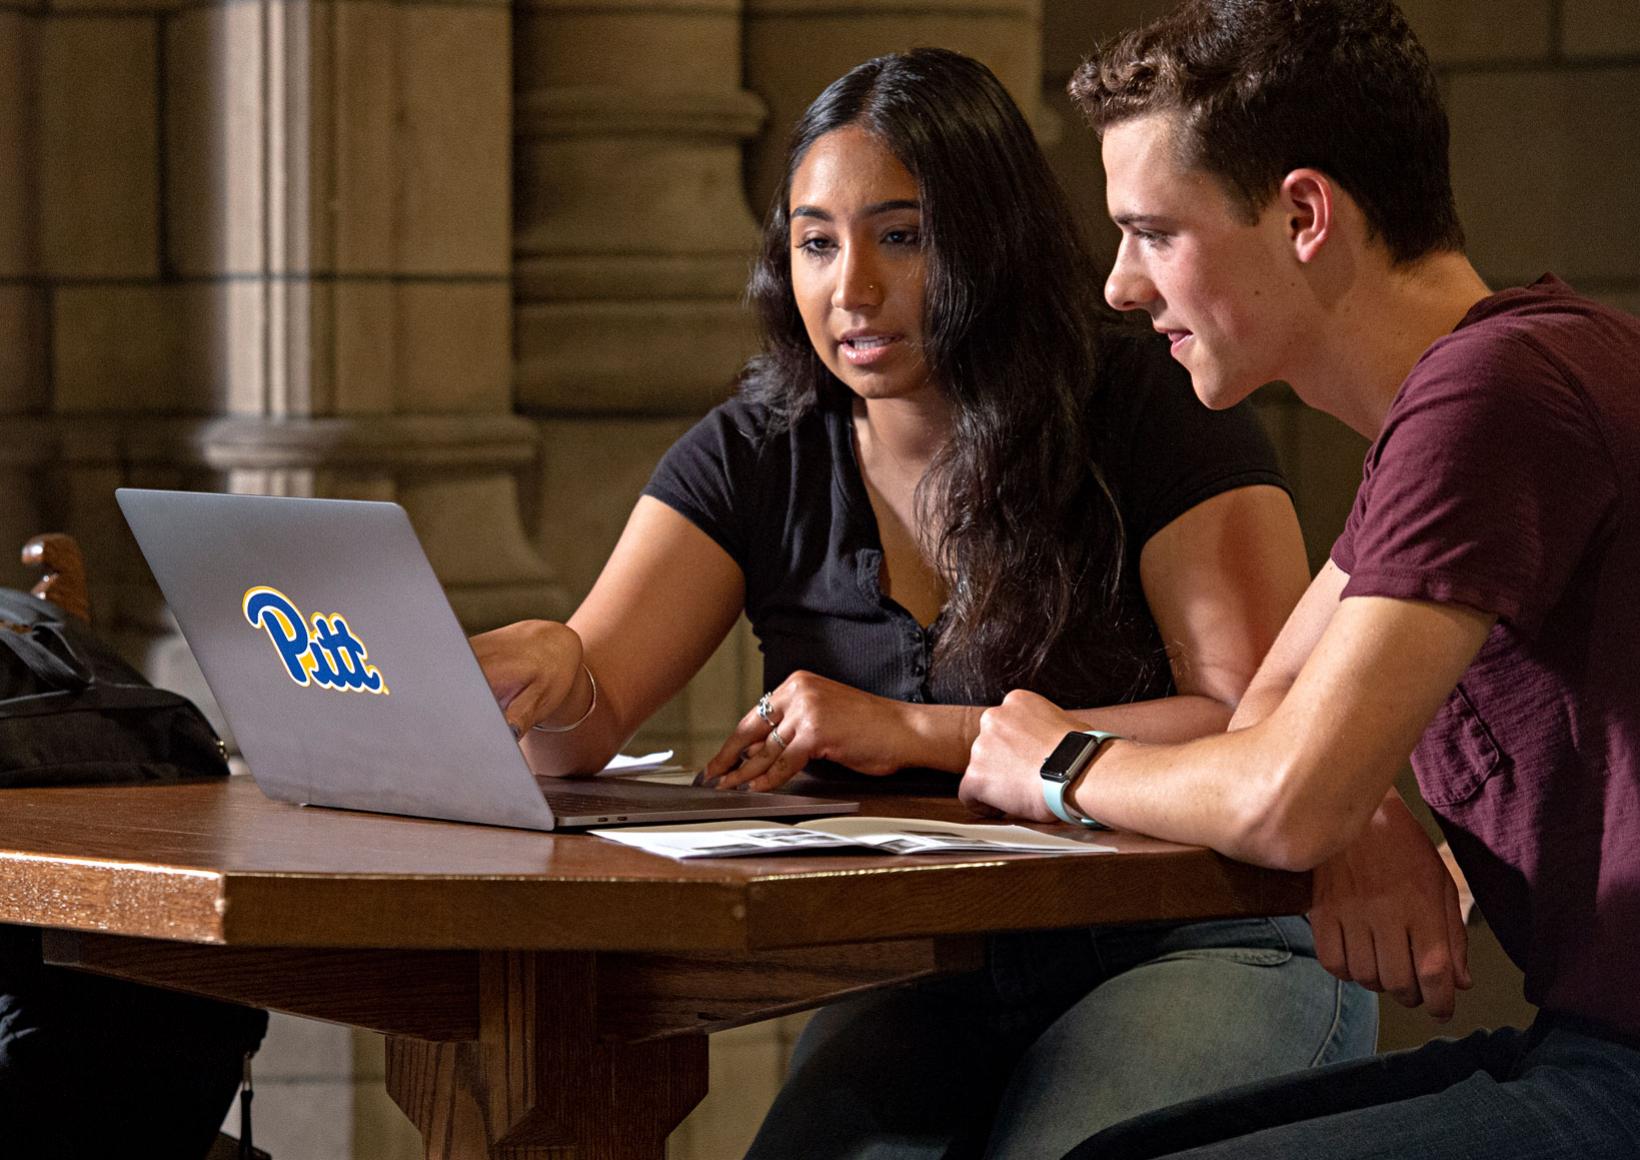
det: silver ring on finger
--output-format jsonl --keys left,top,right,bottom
{"left": 767, "top": 725, "right": 788, "bottom": 749}
{"left": 756, "top": 692, "right": 778, "bottom": 727}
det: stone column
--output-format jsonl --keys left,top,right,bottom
{"left": 2, "top": 3, "right": 557, "bottom": 1152}
{"left": 172, "top": 0, "right": 556, "bottom": 627}
{"left": 744, "top": 0, "right": 1044, "bottom": 209}
{"left": 511, "top": 0, "right": 768, "bottom": 763}
{"left": 0, "top": 0, "right": 47, "bottom": 589}
{"left": 4, "top": 0, "right": 560, "bottom": 639}
{"left": 513, "top": 0, "right": 766, "bottom": 415}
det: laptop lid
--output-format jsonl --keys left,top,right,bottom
{"left": 114, "top": 489, "right": 857, "bottom": 831}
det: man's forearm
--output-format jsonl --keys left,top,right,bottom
{"left": 1075, "top": 596, "right": 1496, "bottom": 866}
{"left": 1069, "top": 693, "right": 1234, "bottom": 743}
{"left": 1064, "top": 723, "right": 1344, "bottom": 869}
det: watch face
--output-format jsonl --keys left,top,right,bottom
{"left": 1041, "top": 732, "right": 1098, "bottom": 782}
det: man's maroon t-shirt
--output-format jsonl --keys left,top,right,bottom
{"left": 1332, "top": 275, "right": 1640, "bottom": 1040}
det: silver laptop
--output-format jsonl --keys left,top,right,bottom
{"left": 115, "top": 488, "right": 858, "bottom": 831}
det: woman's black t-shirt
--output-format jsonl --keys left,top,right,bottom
{"left": 643, "top": 331, "right": 1288, "bottom": 716}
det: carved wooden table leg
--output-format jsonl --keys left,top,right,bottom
{"left": 387, "top": 951, "right": 708, "bottom": 1160}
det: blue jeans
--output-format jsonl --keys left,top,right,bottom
{"left": 743, "top": 915, "right": 1377, "bottom": 1160}
{"left": 1063, "top": 1013, "right": 1640, "bottom": 1160}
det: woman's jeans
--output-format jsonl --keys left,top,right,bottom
{"left": 1064, "top": 1013, "right": 1640, "bottom": 1160}
{"left": 743, "top": 915, "right": 1377, "bottom": 1160}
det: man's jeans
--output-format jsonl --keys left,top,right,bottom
{"left": 744, "top": 915, "right": 1378, "bottom": 1160}
{"left": 1064, "top": 1013, "right": 1640, "bottom": 1160}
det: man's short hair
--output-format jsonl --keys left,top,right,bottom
{"left": 1070, "top": 0, "right": 1464, "bottom": 264}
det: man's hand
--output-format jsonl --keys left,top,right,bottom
{"left": 1309, "top": 790, "right": 1472, "bottom": 1020}
{"left": 960, "top": 689, "right": 1089, "bottom": 822}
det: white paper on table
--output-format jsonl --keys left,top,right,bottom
{"left": 595, "top": 750, "right": 696, "bottom": 784}
{"left": 591, "top": 816, "right": 1116, "bottom": 860}
{"left": 601, "top": 750, "right": 675, "bottom": 772}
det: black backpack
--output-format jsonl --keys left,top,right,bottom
{"left": 0, "top": 586, "right": 269, "bottom": 1159}
{"left": 0, "top": 587, "right": 230, "bottom": 786}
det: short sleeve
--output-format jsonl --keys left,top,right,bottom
{"left": 641, "top": 398, "right": 772, "bottom": 567}
{"left": 1331, "top": 331, "right": 1617, "bottom": 636}
{"left": 1097, "top": 332, "right": 1290, "bottom": 549}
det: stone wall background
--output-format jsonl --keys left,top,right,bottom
{"left": 0, "top": 0, "right": 1633, "bottom": 1155}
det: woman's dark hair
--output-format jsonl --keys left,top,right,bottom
{"left": 741, "top": 47, "right": 1142, "bottom": 702}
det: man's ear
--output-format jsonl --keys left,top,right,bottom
{"left": 1280, "top": 168, "right": 1334, "bottom": 264}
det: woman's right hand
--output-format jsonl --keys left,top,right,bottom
{"left": 469, "top": 619, "right": 586, "bottom": 738}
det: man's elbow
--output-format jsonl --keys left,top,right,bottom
{"left": 1227, "top": 758, "right": 1362, "bottom": 872}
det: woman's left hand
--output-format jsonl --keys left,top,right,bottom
{"left": 701, "top": 671, "right": 917, "bottom": 792}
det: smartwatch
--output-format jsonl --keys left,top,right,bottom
{"left": 1039, "top": 730, "right": 1121, "bottom": 827}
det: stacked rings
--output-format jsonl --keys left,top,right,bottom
{"left": 756, "top": 692, "right": 789, "bottom": 749}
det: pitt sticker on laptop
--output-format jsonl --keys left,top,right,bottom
{"left": 242, "top": 586, "right": 389, "bottom": 694}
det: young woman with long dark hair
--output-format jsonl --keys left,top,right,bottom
{"left": 474, "top": 48, "right": 1376, "bottom": 1158}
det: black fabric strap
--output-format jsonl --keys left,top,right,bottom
{"left": 0, "top": 682, "right": 195, "bottom": 720}
{"left": 0, "top": 624, "right": 93, "bottom": 691}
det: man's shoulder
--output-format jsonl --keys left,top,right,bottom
{"left": 1337, "top": 282, "right": 1634, "bottom": 633}
{"left": 1430, "top": 277, "right": 1640, "bottom": 380}
{"left": 1462, "top": 274, "right": 1635, "bottom": 331}
{"left": 1395, "top": 278, "right": 1640, "bottom": 445}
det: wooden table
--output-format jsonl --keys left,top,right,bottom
{"left": 0, "top": 775, "right": 1308, "bottom": 1159}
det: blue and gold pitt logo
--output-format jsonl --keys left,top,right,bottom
{"left": 242, "top": 586, "right": 389, "bottom": 695}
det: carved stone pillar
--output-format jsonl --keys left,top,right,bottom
{"left": 2, "top": 0, "right": 561, "bottom": 641}
{"left": 512, "top": 0, "right": 765, "bottom": 416}
{"left": 511, "top": 0, "right": 768, "bottom": 763}
{"left": 0, "top": 6, "right": 46, "bottom": 589}
{"left": 743, "top": 0, "right": 1044, "bottom": 209}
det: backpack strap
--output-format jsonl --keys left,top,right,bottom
{"left": 0, "top": 682, "right": 198, "bottom": 720}
{"left": 0, "top": 623, "right": 94, "bottom": 691}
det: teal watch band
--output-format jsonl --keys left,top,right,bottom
{"left": 1039, "top": 730, "right": 1120, "bottom": 828}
